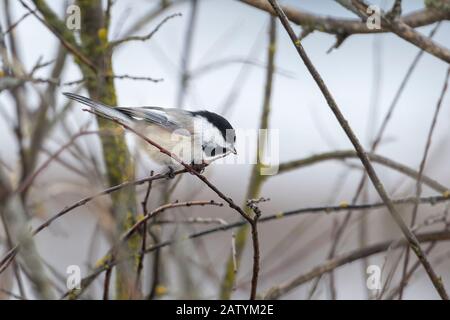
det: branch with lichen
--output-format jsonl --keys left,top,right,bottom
{"left": 60, "top": 192, "right": 450, "bottom": 299}
{"left": 240, "top": 0, "right": 450, "bottom": 35}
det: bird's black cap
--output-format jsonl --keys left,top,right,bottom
{"left": 191, "top": 110, "right": 235, "bottom": 141}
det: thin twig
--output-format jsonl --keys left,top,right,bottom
{"left": 310, "top": 21, "right": 442, "bottom": 299}
{"left": 231, "top": 232, "right": 237, "bottom": 292}
{"left": 17, "top": 130, "right": 103, "bottom": 194}
{"left": 263, "top": 230, "right": 450, "bottom": 299}
{"left": 267, "top": 0, "right": 448, "bottom": 300}
{"left": 134, "top": 172, "right": 154, "bottom": 296}
{"left": 155, "top": 217, "right": 228, "bottom": 225}
{"left": 220, "top": 15, "right": 278, "bottom": 300}
{"left": 103, "top": 265, "right": 112, "bottom": 300}
{"left": 246, "top": 198, "right": 267, "bottom": 300}
{"left": 398, "top": 66, "right": 450, "bottom": 299}
{"left": 4, "top": 10, "right": 35, "bottom": 34}
{"left": 351, "top": 0, "right": 450, "bottom": 63}
{"left": 62, "top": 199, "right": 223, "bottom": 299}
{"left": 109, "top": 13, "right": 182, "bottom": 48}
{"left": 176, "top": 0, "right": 198, "bottom": 107}
{"left": 69, "top": 227, "right": 450, "bottom": 300}
{"left": 240, "top": 0, "right": 449, "bottom": 36}
{"left": 0, "top": 170, "right": 186, "bottom": 274}
{"left": 20, "top": 0, "right": 97, "bottom": 71}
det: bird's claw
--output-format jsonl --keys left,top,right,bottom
{"left": 190, "top": 162, "right": 208, "bottom": 174}
{"left": 165, "top": 167, "right": 176, "bottom": 179}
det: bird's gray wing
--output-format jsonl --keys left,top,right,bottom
{"left": 64, "top": 92, "right": 193, "bottom": 135}
{"left": 116, "top": 107, "right": 194, "bottom": 134}
{"left": 64, "top": 92, "right": 134, "bottom": 125}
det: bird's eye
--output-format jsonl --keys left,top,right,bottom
{"left": 211, "top": 148, "right": 216, "bottom": 157}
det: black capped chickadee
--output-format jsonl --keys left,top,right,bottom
{"left": 63, "top": 93, "right": 237, "bottom": 172}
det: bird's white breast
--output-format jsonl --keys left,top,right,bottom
{"left": 135, "top": 122, "right": 203, "bottom": 167}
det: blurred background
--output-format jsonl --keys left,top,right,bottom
{"left": 1, "top": 0, "right": 450, "bottom": 300}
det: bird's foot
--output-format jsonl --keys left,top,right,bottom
{"left": 190, "top": 161, "right": 208, "bottom": 174}
{"left": 165, "top": 167, "right": 176, "bottom": 179}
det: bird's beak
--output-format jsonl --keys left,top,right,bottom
{"left": 231, "top": 148, "right": 237, "bottom": 155}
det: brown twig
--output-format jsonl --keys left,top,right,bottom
{"left": 60, "top": 193, "right": 450, "bottom": 299}
{"left": 220, "top": 15, "right": 277, "bottom": 300}
{"left": 277, "top": 150, "right": 448, "bottom": 193}
{"left": 0, "top": 170, "right": 186, "bottom": 275}
{"left": 309, "top": 21, "right": 442, "bottom": 299}
{"left": 155, "top": 217, "right": 228, "bottom": 225}
{"left": 62, "top": 199, "right": 223, "bottom": 299}
{"left": 398, "top": 66, "right": 450, "bottom": 299}
{"left": 0, "top": 212, "right": 26, "bottom": 299}
{"left": 134, "top": 172, "right": 154, "bottom": 297}
{"left": 107, "top": 74, "right": 163, "bottom": 82}
{"left": 109, "top": 13, "right": 182, "bottom": 48}
{"left": 176, "top": 0, "right": 198, "bottom": 107}
{"left": 122, "top": 200, "right": 224, "bottom": 242}
{"left": 4, "top": 10, "right": 35, "bottom": 34}
{"left": 0, "top": 287, "right": 25, "bottom": 300}
{"left": 21, "top": 0, "right": 97, "bottom": 72}
{"left": 231, "top": 232, "right": 238, "bottom": 292}
{"left": 351, "top": 0, "right": 450, "bottom": 63}
{"left": 101, "top": 200, "right": 223, "bottom": 300}
{"left": 240, "top": 0, "right": 449, "bottom": 35}
{"left": 103, "top": 265, "right": 112, "bottom": 300}
{"left": 17, "top": 130, "right": 102, "bottom": 194}
{"left": 245, "top": 197, "right": 268, "bottom": 300}
{"left": 389, "top": 242, "right": 436, "bottom": 300}
{"left": 263, "top": 230, "right": 450, "bottom": 299}
{"left": 267, "top": 0, "right": 448, "bottom": 300}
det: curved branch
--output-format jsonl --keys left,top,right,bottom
{"left": 0, "top": 170, "right": 186, "bottom": 274}
{"left": 239, "top": 0, "right": 449, "bottom": 35}
{"left": 60, "top": 193, "right": 450, "bottom": 299}
{"left": 351, "top": 0, "right": 450, "bottom": 63}
{"left": 276, "top": 150, "right": 449, "bottom": 194}
{"left": 26, "top": 0, "right": 97, "bottom": 71}
{"left": 263, "top": 229, "right": 450, "bottom": 299}
{"left": 268, "top": 0, "right": 448, "bottom": 299}
{"left": 109, "top": 13, "right": 182, "bottom": 48}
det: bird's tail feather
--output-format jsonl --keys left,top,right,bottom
{"left": 63, "top": 92, "right": 132, "bottom": 125}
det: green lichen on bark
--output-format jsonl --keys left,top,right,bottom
{"left": 425, "top": 0, "right": 450, "bottom": 11}
{"left": 76, "top": 0, "right": 139, "bottom": 299}
{"left": 33, "top": 0, "right": 140, "bottom": 299}
{"left": 32, "top": 0, "right": 79, "bottom": 45}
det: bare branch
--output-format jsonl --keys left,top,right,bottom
{"left": 267, "top": 0, "right": 448, "bottom": 299}
{"left": 63, "top": 195, "right": 450, "bottom": 300}
{"left": 109, "top": 13, "right": 182, "bottom": 48}
{"left": 351, "top": 0, "right": 450, "bottom": 63}
{"left": 24, "top": 0, "right": 97, "bottom": 71}
{"left": 263, "top": 230, "right": 450, "bottom": 299}
{"left": 276, "top": 149, "right": 449, "bottom": 194}
{"left": 239, "top": 0, "right": 449, "bottom": 35}
{"left": 399, "top": 66, "right": 450, "bottom": 298}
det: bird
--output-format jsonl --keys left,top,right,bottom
{"left": 63, "top": 92, "right": 237, "bottom": 174}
